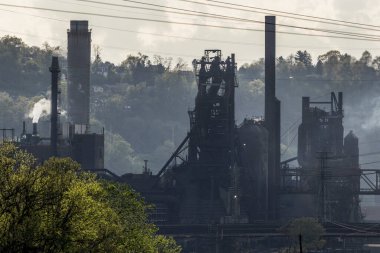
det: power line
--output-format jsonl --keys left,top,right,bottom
{"left": 73, "top": 0, "right": 248, "bottom": 27}
{"left": 0, "top": 8, "right": 264, "bottom": 47}
{"left": 2, "top": 6, "right": 378, "bottom": 51}
{"left": 58, "top": 0, "right": 176, "bottom": 20}
{"left": 2, "top": 3, "right": 380, "bottom": 42}
{"left": 174, "top": 0, "right": 380, "bottom": 33}
{"left": 205, "top": 0, "right": 380, "bottom": 30}
{"left": 116, "top": 0, "right": 380, "bottom": 40}
{"left": 0, "top": 26, "right": 256, "bottom": 61}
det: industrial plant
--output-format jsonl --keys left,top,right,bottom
{"left": 2, "top": 15, "right": 380, "bottom": 253}
{"left": 2, "top": 21, "right": 107, "bottom": 174}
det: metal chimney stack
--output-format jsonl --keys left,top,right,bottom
{"left": 265, "top": 16, "right": 276, "bottom": 119}
{"left": 265, "top": 16, "right": 281, "bottom": 220}
{"left": 32, "top": 123, "right": 38, "bottom": 136}
{"left": 67, "top": 20, "right": 91, "bottom": 126}
{"left": 22, "top": 121, "right": 26, "bottom": 135}
{"left": 50, "top": 56, "right": 60, "bottom": 156}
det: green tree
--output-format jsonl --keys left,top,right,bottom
{"left": 105, "top": 131, "right": 143, "bottom": 174}
{"left": 0, "top": 143, "right": 181, "bottom": 253}
{"left": 287, "top": 217, "right": 325, "bottom": 252}
{"left": 295, "top": 50, "right": 313, "bottom": 73}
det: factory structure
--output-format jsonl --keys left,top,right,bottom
{"left": 124, "top": 16, "right": 362, "bottom": 226}
{"left": 7, "top": 21, "right": 106, "bottom": 174}
{"left": 1, "top": 16, "right": 379, "bottom": 253}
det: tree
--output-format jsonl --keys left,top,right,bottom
{"left": 315, "top": 60, "right": 323, "bottom": 75}
{"left": 104, "top": 131, "right": 143, "bottom": 175}
{"left": 295, "top": 50, "right": 313, "bottom": 70}
{"left": 0, "top": 143, "right": 181, "bottom": 253}
{"left": 360, "top": 50, "right": 372, "bottom": 66}
{"left": 287, "top": 217, "right": 325, "bottom": 252}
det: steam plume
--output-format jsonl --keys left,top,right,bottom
{"left": 29, "top": 98, "right": 51, "bottom": 123}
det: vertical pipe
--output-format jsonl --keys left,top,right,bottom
{"left": 50, "top": 56, "right": 60, "bottom": 157}
{"left": 143, "top": 160, "right": 148, "bottom": 174}
{"left": 265, "top": 16, "right": 276, "bottom": 119}
{"left": 275, "top": 97, "right": 281, "bottom": 203}
{"left": 33, "top": 123, "right": 38, "bottom": 136}
{"left": 338, "top": 92, "right": 343, "bottom": 112}
{"left": 265, "top": 15, "right": 278, "bottom": 220}
{"left": 22, "top": 121, "right": 26, "bottom": 135}
{"left": 302, "top": 97, "right": 310, "bottom": 119}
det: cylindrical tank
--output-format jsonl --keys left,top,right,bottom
{"left": 237, "top": 119, "right": 268, "bottom": 221}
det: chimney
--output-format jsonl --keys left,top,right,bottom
{"left": 302, "top": 97, "right": 310, "bottom": 119}
{"left": 338, "top": 92, "right": 343, "bottom": 112}
{"left": 67, "top": 20, "right": 91, "bottom": 126}
{"left": 32, "top": 123, "right": 38, "bottom": 136}
{"left": 265, "top": 16, "right": 276, "bottom": 118}
{"left": 22, "top": 121, "right": 26, "bottom": 135}
{"left": 50, "top": 56, "right": 61, "bottom": 156}
{"left": 265, "top": 16, "right": 281, "bottom": 220}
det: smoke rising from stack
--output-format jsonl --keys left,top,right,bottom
{"left": 29, "top": 98, "right": 51, "bottom": 123}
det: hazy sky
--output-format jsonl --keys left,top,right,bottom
{"left": 1, "top": 0, "right": 380, "bottom": 65}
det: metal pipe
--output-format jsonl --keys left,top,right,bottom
{"left": 338, "top": 91, "right": 343, "bottom": 112}
{"left": 50, "top": 56, "right": 60, "bottom": 156}
{"left": 32, "top": 123, "right": 38, "bottom": 136}
{"left": 265, "top": 15, "right": 280, "bottom": 220}
{"left": 22, "top": 121, "right": 26, "bottom": 135}
{"left": 265, "top": 16, "right": 276, "bottom": 120}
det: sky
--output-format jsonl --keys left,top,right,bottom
{"left": 1, "top": 0, "right": 380, "bottom": 65}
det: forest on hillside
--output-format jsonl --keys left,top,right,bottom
{"left": 1, "top": 35, "right": 380, "bottom": 175}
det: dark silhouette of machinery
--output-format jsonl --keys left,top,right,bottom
{"left": 281, "top": 92, "right": 361, "bottom": 222}
{"left": 3, "top": 16, "right": 380, "bottom": 253}
{"left": 10, "top": 21, "right": 106, "bottom": 174}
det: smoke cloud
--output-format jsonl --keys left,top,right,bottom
{"left": 361, "top": 97, "right": 380, "bottom": 131}
{"left": 29, "top": 98, "right": 51, "bottom": 123}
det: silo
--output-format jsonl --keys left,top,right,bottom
{"left": 237, "top": 119, "right": 269, "bottom": 221}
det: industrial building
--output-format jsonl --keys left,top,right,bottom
{"left": 280, "top": 92, "right": 361, "bottom": 222}
{"left": 123, "top": 16, "right": 361, "bottom": 225}
{"left": 4, "top": 21, "right": 106, "bottom": 173}
{"left": 120, "top": 16, "right": 380, "bottom": 252}
{"left": 1, "top": 17, "right": 380, "bottom": 252}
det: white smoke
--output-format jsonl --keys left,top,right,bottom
{"left": 29, "top": 98, "right": 51, "bottom": 123}
{"left": 361, "top": 97, "right": 380, "bottom": 130}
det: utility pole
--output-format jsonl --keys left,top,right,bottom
{"left": 299, "top": 234, "right": 303, "bottom": 253}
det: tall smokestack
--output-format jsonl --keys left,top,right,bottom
{"left": 265, "top": 16, "right": 276, "bottom": 117}
{"left": 265, "top": 16, "right": 281, "bottom": 220}
{"left": 67, "top": 20, "right": 91, "bottom": 126}
{"left": 32, "top": 123, "right": 38, "bottom": 136}
{"left": 338, "top": 91, "right": 343, "bottom": 112}
{"left": 50, "top": 56, "right": 60, "bottom": 156}
{"left": 22, "top": 121, "right": 26, "bottom": 135}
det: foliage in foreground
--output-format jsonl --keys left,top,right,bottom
{"left": 0, "top": 143, "right": 181, "bottom": 253}
{"left": 286, "top": 217, "right": 325, "bottom": 252}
